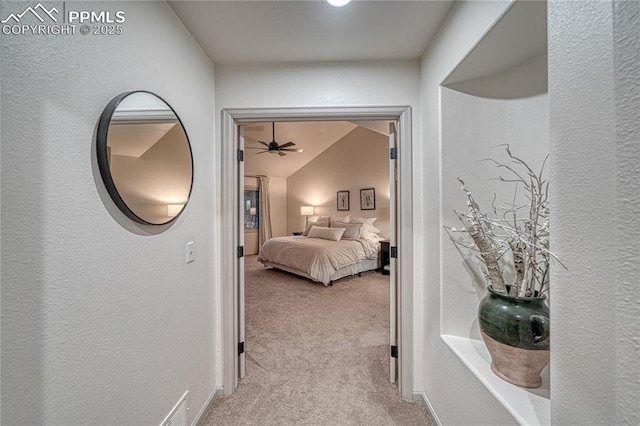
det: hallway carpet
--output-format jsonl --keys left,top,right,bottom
{"left": 201, "top": 256, "right": 433, "bottom": 426}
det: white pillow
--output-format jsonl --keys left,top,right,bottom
{"left": 351, "top": 217, "right": 377, "bottom": 225}
{"left": 359, "top": 222, "right": 381, "bottom": 235}
{"left": 330, "top": 220, "right": 362, "bottom": 239}
{"left": 311, "top": 215, "right": 331, "bottom": 223}
{"left": 302, "top": 220, "right": 329, "bottom": 236}
{"left": 307, "top": 226, "right": 345, "bottom": 241}
{"left": 332, "top": 215, "right": 351, "bottom": 224}
{"left": 355, "top": 223, "right": 381, "bottom": 240}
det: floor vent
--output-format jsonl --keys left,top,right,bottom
{"left": 161, "top": 391, "right": 188, "bottom": 426}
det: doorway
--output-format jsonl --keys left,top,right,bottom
{"left": 220, "top": 107, "right": 414, "bottom": 401}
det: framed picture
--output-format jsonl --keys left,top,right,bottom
{"left": 360, "top": 188, "right": 376, "bottom": 210}
{"left": 337, "top": 190, "right": 350, "bottom": 211}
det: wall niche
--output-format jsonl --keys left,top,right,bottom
{"left": 439, "top": 1, "right": 551, "bottom": 424}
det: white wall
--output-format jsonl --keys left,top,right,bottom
{"left": 418, "top": 1, "right": 518, "bottom": 424}
{"left": 215, "top": 61, "right": 419, "bottom": 111}
{"left": 0, "top": 2, "right": 218, "bottom": 425}
{"left": 215, "top": 58, "right": 419, "bottom": 394}
{"left": 216, "top": 60, "right": 418, "bottom": 249}
{"left": 441, "top": 89, "right": 549, "bottom": 340}
{"left": 613, "top": 2, "right": 640, "bottom": 421}
{"left": 286, "top": 126, "right": 390, "bottom": 236}
{"left": 548, "top": 0, "right": 640, "bottom": 423}
{"left": 421, "top": 1, "right": 640, "bottom": 424}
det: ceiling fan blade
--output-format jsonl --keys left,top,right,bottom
{"left": 278, "top": 151, "right": 287, "bottom": 156}
{"left": 257, "top": 140, "right": 270, "bottom": 147}
{"left": 280, "top": 148, "right": 303, "bottom": 153}
{"left": 245, "top": 147, "right": 266, "bottom": 150}
{"left": 255, "top": 150, "right": 269, "bottom": 155}
{"left": 279, "top": 141, "right": 295, "bottom": 149}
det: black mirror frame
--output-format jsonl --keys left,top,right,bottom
{"left": 96, "top": 91, "right": 194, "bottom": 225}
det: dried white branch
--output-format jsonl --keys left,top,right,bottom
{"left": 445, "top": 147, "right": 563, "bottom": 298}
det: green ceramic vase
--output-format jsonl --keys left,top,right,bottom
{"left": 478, "top": 285, "right": 550, "bottom": 388}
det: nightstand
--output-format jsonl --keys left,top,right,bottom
{"left": 380, "top": 240, "right": 390, "bottom": 275}
{"left": 292, "top": 231, "right": 303, "bottom": 236}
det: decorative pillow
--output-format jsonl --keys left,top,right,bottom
{"left": 331, "top": 215, "right": 351, "bottom": 224}
{"left": 358, "top": 223, "right": 382, "bottom": 239}
{"left": 310, "top": 215, "right": 331, "bottom": 223}
{"left": 302, "top": 220, "right": 329, "bottom": 236}
{"left": 350, "top": 217, "right": 377, "bottom": 225}
{"left": 307, "top": 226, "right": 345, "bottom": 241}
{"left": 330, "top": 220, "right": 362, "bottom": 239}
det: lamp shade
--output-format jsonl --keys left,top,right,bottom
{"left": 167, "top": 204, "right": 184, "bottom": 217}
{"left": 300, "top": 206, "right": 314, "bottom": 216}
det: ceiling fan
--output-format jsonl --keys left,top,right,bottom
{"left": 246, "top": 122, "right": 303, "bottom": 156}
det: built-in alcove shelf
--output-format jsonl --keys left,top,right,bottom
{"left": 442, "top": 0, "right": 547, "bottom": 99}
{"left": 442, "top": 335, "right": 550, "bottom": 426}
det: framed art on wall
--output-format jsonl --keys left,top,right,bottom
{"left": 337, "top": 190, "right": 350, "bottom": 211}
{"left": 360, "top": 188, "right": 375, "bottom": 210}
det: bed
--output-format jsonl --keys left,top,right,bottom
{"left": 257, "top": 234, "right": 381, "bottom": 286}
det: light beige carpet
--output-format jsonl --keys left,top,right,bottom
{"left": 201, "top": 256, "right": 433, "bottom": 426}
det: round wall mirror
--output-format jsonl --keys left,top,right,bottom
{"left": 97, "top": 91, "right": 193, "bottom": 225}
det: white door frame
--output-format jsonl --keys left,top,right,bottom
{"left": 220, "top": 106, "right": 414, "bottom": 400}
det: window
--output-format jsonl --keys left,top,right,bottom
{"left": 244, "top": 189, "right": 259, "bottom": 229}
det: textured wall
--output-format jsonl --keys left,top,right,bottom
{"left": 548, "top": 1, "right": 616, "bottom": 422}
{"left": 0, "top": 2, "right": 217, "bottom": 424}
{"left": 215, "top": 61, "right": 419, "bottom": 110}
{"left": 613, "top": 1, "right": 640, "bottom": 422}
{"left": 418, "top": 1, "right": 519, "bottom": 424}
{"left": 549, "top": 0, "right": 639, "bottom": 423}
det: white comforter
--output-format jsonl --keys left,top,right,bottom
{"left": 257, "top": 236, "right": 379, "bottom": 285}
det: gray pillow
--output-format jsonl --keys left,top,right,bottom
{"left": 331, "top": 220, "right": 362, "bottom": 239}
{"left": 302, "top": 220, "right": 329, "bottom": 236}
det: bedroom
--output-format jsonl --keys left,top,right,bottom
{"left": 237, "top": 120, "right": 397, "bottom": 407}
{"left": 242, "top": 120, "right": 392, "bottom": 255}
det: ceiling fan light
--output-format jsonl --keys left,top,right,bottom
{"left": 253, "top": 122, "right": 301, "bottom": 156}
{"left": 327, "top": 0, "right": 351, "bottom": 7}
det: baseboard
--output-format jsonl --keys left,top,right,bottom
{"left": 193, "top": 387, "right": 223, "bottom": 426}
{"left": 413, "top": 391, "right": 442, "bottom": 426}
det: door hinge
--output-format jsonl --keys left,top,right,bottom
{"left": 237, "top": 246, "right": 244, "bottom": 258}
{"left": 390, "top": 147, "right": 397, "bottom": 160}
{"left": 238, "top": 341, "right": 245, "bottom": 355}
{"left": 391, "top": 345, "right": 398, "bottom": 358}
{"left": 237, "top": 149, "right": 244, "bottom": 162}
{"left": 390, "top": 246, "right": 398, "bottom": 258}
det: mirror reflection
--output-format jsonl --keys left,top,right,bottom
{"left": 97, "top": 91, "right": 193, "bottom": 225}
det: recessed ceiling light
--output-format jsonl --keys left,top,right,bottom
{"left": 327, "top": 0, "right": 352, "bottom": 7}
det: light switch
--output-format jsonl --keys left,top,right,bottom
{"left": 186, "top": 241, "right": 195, "bottom": 263}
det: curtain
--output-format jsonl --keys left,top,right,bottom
{"left": 258, "top": 176, "right": 273, "bottom": 251}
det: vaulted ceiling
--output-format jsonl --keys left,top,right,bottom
{"left": 243, "top": 121, "right": 389, "bottom": 178}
